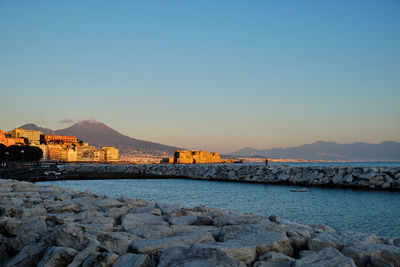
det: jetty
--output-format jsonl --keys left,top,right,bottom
{"left": 53, "top": 164, "right": 400, "bottom": 191}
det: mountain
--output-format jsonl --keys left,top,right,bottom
{"left": 19, "top": 120, "right": 182, "bottom": 156}
{"left": 18, "top": 123, "right": 54, "bottom": 135}
{"left": 230, "top": 141, "right": 400, "bottom": 161}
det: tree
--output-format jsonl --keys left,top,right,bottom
{"left": 5, "top": 145, "right": 43, "bottom": 162}
{"left": 0, "top": 144, "right": 7, "bottom": 162}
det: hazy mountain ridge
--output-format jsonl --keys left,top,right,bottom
{"left": 19, "top": 121, "right": 182, "bottom": 155}
{"left": 231, "top": 141, "right": 400, "bottom": 161}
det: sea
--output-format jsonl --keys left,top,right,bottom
{"left": 39, "top": 162, "right": 400, "bottom": 238}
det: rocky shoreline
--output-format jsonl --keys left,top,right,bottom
{"left": 60, "top": 164, "right": 400, "bottom": 191}
{"left": 1, "top": 178, "right": 400, "bottom": 266}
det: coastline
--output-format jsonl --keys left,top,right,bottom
{"left": 1, "top": 178, "right": 400, "bottom": 266}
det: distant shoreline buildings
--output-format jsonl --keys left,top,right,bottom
{"left": 161, "top": 150, "right": 228, "bottom": 164}
{"left": 0, "top": 128, "right": 119, "bottom": 162}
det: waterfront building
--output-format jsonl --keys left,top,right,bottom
{"left": 76, "top": 145, "right": 97, "bottom": 161}
{"left": 44, "top": 135, "right": 77, "bottom": 144}
{"left": 0, "top": 130, "right": 25, "bottom": 146}
{"left": 46, "top": 144, "right": 62, "bottom": 161}
{"left": 59, "top": 148, "right": 78, "bottom": 162}
{"left": 10, "top": 128, "right": 42, "bottom": 145}
{"left": 165, "top": 150, "right": 222, "bottom": 164}
{"left": 101, "top": 147, "right": 119, "bottom": 162}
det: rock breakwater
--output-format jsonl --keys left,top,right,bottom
{"left": 61, "top": 164, "right": 400, "bottom": 191}
{"left": 1, "top": 178, "right": 400, "bottom": 266}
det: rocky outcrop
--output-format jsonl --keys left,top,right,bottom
{"left": 60, "top": 164, "right": 400, "bottom": 191}
{"left": 1, "top": 178, "right": 400, "bottom": 266}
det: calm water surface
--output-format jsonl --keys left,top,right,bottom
{"left": 39, "top": 179, "right": 400, "bottom": 238}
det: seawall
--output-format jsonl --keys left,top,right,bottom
{"left": 60, "top": 164, "right": 400, "bottom": 191}
{"left": 1, "top": 178, "right": 400, "bottom": 266}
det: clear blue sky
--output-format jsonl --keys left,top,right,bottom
{"left": 1, "top": 0, "right": 399, "bottom": 153}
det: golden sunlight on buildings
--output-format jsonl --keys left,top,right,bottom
{"left": 162, "top": 150, "right": 222, "bottom": 164}
{"left": 0, "top": 128, "right": 119, "bottom": 162}
{"left": 9, "top": 128, "right": 42, "bottom": 145}
{"left": 0, "top": 130, "right": 25, "bottom": 146}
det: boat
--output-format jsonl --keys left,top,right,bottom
{"left": 290, "top": 188, "right": 308, "bottom": 192}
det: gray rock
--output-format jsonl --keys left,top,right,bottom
{"left": 309, "top": 230, "right": 381, "bottom": 251}
{"left": 294, "top": 247, "right": 356, "bottom": 266}
{"left": 112, "top": 253, "right": 150, "bottom": 267}
{"left": 333, "top": 174, "right": 343, "bottom": 184}
{"left": 155, "top": 202, "right": 180, "bottom": 215}
{"left": 80, "top": 215, "right": 115, "bottom": 232}
{"left": 121, "top": 213, "right": 167, "bottom": 231}
{"left": 370, "top": 256, "right": 395, "bottom": 267}
{"left": 68, "top": 241, "right": 107, "bottom": 267}
{"left": 129, "top": 225, "right": 181, "bottom": 240}
{"left": 82, "top": 252, "right": 119, "bottom": 267}
{"left": 219, "top": 221, "right": 284, "bottom": 242}
{"left": 169, "top": 215, "right": 197, "bottom": 225}
{"left": 342, "top": 243, "right": 400, "bottom": 266}
{"left": 37, "top": 246, "right": 78, "bottom": 267}
{"left": 96, "top": 232, "right": 142, "bottom": 255}
{"left": 212, "top": 214, "right": 260, "bottom": 227}
{"left": 394, "top": 238, "right": 400, "bottom": 248}
{"left": 253, "top": 251, "right": 296, "bottom": 267}
{"left": 129, "top": 205, "right": 161, "bottom": 216}
{"left": 193, "top": 215, "right": 213, "bottom": 226}
{"left": 46, "top": 202, "right": 79, "bottom": 213}
{"left": 158, "top": 246, "right": 245, "bottom": 267}
{"left": 195, "top": 241, "right": 256, "bottom": 264}
{"left": 21, "top": 206, "right": 47, "bottom": 218}
{"left": 48, "top": 222, "right": 96, "bottom": 250}
{"left": 310, "top": 224, "right": 335, "bottom": 234}
{"left": 282, "top": 220, "right": 313, "bottom": 250}
{"left": 4, "top": 242, "right": 48, "bottom": 267}
{"left": 132, "top": 230, "right": 214, "bottom": 254}
{"left": 9, "top": 217, "right": 48, "bottom": 251}
{"left": 269, "top": 215, "right": 281, "bottom": 224}
{"left": 196, "top": 231, "right": 292, "bottom": 264}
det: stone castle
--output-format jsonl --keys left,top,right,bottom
{"left": 162, "top": 150, "right": 222, "bottom": 164}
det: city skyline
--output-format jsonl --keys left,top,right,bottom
{"left": 1, "top": 1, "right": 399, "bottom": 153}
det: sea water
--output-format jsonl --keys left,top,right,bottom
{"left": 39, "top": 178, "right": 400, "bottom": 238}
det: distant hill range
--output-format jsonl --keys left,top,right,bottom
{"left": 19, "top": 120, "right": 181, "bottom": 156}
{"left": 230, "top": 141, "right": 400, "bottom": 161}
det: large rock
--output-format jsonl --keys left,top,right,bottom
{"left": 81, "top": 252, "right": 119, "bottom": 267}
{"left": 96, "top": 232, "right": 142, "bottom": 255}
{"left": 342, "top": 243, "right": 400, "bottom": 266}
{"left": 294, "top": 247, "right": 356, "bottom": 267}
{"left": 212, "top": 214, "right": 261, "bottom": 227}
{"left": 169, "top": 216, "right": 197, "bottom": 226}
{"left": 253, "top": 251, "right": 295, "bottom": 267}
{"left": 121, "top": 213, "right": 167, "bottom": 231}
{"left": 132, "top": 230, "right": 214, "bottom": 254}
{"left": 8, "top": 217, "right": 48, "bottom": 251}
{"left": 112, "top": 253, "right": 151, "bottom": 267}
{"left": 219, "top": 221, "right": 284, "bottom": 242}
{"left": 155, "top": 203, "right": 180, "bottom": 215}
{"left": 4, "top": 242, "right": 48, "bottom": 267}
{"left": 308, "top": 230, "right": 381, "bottom": 251}
{"left": 68, "top": 241, "right": 107, "bottom": 267}
{"left": 127, "top": 225, "right": 176, "bottom": 240}
{"left": 196, "top": 231, "right": 292, "bottom": 264}
{"left": 282, "top": 220, "right": 314, "bottom": 250}
{"left": 158, "top": 246, "right": 245, "bottom": 267}
{"left": 47, "top": 223, "right": 96, "bottom": 250}
{"left": 37, "top": 246, "right": 78, "bottom": 267}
